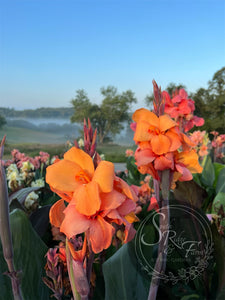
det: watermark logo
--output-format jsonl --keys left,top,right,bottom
{"left": 135, "top": 205, "right": 214, "bottom": 284}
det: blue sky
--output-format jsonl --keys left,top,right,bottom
{"left": 0, "top": 0, "right": 225, "bottom": 110}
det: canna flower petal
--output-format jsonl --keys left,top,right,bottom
{"left": 88, "top": 216, "right": 115, "bottom": 253}
{"left": 64, "top": 147, "right": 94, "bottom": 178}
{"left": 175, "top": 164, "right": 193, "bottom": 181}
{"left": 135, "top": 148, "right": 156, "bottom": 167}
{"left": 49, "top": 199, "right": 66, "bottom": 228}
{"left": 60, "top": 205, "right": 91, "bottom": 239}
{"left": 151, "top": 134, "right": 171, "bottom": 155}
{"left": 147, "top": 196, "right": 159, "bottom": 212}
{"left": 133, "top": 121, "right": 152, "bottom": 141}
{"left": 92, "top": 161, "right": 114, "bottom": 193}
{"left": 124, "top": 212, "right": 139, "bottom": 223}
{"left": 159, "top": 114, "right": 178, "bottom": 132}
{"left": 176, "top": 150, "right": 203, "bottom": 173}
{"left": 138, "top": 163, "right": 160, "bottom": 180}
{"left": 132, "top": 108, "right": 159, "bottom": 128}
{"left": 165, "top": 128, "right": 182, "bottom": 151}
{"left": 154, "top": 154, "right": 174, "bottom": 170}
{"left": 68, "top": 236, "right": 87, "bottom": 262}
{"left": 73, "top": 181, "right": 101, "bottom": 216}
{"left": 114, "top": 177, "right": 138, "bottom": 202}
{"left": 46, "top": 159, "right": 82, "bottom": 191}
{"left": 106, "top": 209, "right": 123, "bottom": 225}
{"left": 100, "top": 190, "right": 126, "bottom": 211}
{"left": 117, "top": 198, "right": 136, "bottom": 216}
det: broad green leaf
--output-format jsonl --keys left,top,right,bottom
{"left": 201, "top": 156, "right": 215, "bottom": 187}
{"left": 29, "top": 205, "right": 51, "bottom": 237}
{"left": 102, "top": 242, "right": 149, "bottom": 300}
{"left": 212, "top": 192, "right": 225, "bottom": 214}
{"left": 213, "top": 163, "right": 225, "bottom": 188}
{"left": 211, "top": 224, "right": 225, "bottom": 297}
{"left": 173, "top": 180, "right": 207, "bottom": 209}
{"left": 0, "top": 209, "right": 50, "bottom": 299}
{"left": 181, "top": 294, "right": 200, "bottom": 300}
{"left": 216, "top": 168, "right": 225, "bottom": 194}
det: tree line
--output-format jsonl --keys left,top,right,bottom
{"left": 0, "top": 107, "right": 73, "bottom": 119}
{"left": 0, "top": 67, "right": 224, "bottom": 142}
{"left": 70, "top": 67, "right": 225, "bottom": 143}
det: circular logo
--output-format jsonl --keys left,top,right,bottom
{"left": 134, "top": 205, "right": 214, "bottom": 284}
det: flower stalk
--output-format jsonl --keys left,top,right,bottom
{"left": 65, "top": 238, "right": 89, "bottom": 300}
{"left": 0, "top": 136, "right": 23, "bottom": 300}
{"left": 148, "top": 170, "right": 170, "bottom": 300}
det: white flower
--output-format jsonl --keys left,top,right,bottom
{"left": 7, "top": 165, "right": 22, "bottom": 190}
{"left": 6, "top": 164, "right": 19, "bottom": 179}
{"left": 100, "top": 153, "right": 105, "bottom": 160}
{"left": 24, "top": 192, "right": 39, "bottom": 210}
{"left": 21, "top": 161, "right": 34, "bottom": 172}
{"left": 31, "top": 178, "right": 45, "bottom": 188}
{"left": 78, "top": 138, "right": 84, "bottom": 148}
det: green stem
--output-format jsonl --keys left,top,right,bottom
{"left": 148, "top": 170, "right": 170, "bottom": 300}
{"left": 0, "top": 136, "right": 23, "bottom": 300}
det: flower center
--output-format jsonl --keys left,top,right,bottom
{"left": 75, "top": 170, "right": 91, "bottom": 184}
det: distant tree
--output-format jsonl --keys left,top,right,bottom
{"left": 193, "top": 67, "right": 225, "bottom": 133}
{"left": 0, "top": 115, "right": 6, "bottom": 129}
{"left": 70, "top": 86, "right": 137, "bottom": 143}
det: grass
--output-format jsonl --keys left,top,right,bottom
{"left": 1, "top": 126, "right": 70, "bottom": 144}
{"left": 97, "top": 143, "right": 136, "bottom": 162}
{"left": 1, "top": 126, "right": 136, "bottom": 162}
{"left": 0, "top": 127, "right": 136, "bottom": 162}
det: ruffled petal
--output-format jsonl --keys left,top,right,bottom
{"left": 64, "top": 147, "right": 94, "bottom": 178}
{"left": 123, "top": 220, "right": 136, "bottom": 243}
{"left": 135, "top": 148, "right": 156, "bottom": 167}
{"left": 49, "top": 199, "right": 66, "bottom": 228}
{"left": 165, "top": 128, "right": 182, "bottom": 152}
{"left": 154, "top": 155, "right": 173, "bottom": 170}
{"left": 74, "top": 181, "right": 101, "bottom": 216}
{"left": 60, "top": 205, "right": 90, "bottom": 239}
{"left": 100, "top": 190, "right": 126, "bottom": 211}
{"left": 92, "top": 161, "right": 114, "bottom": 193}
{"left": 133, "top": 121, "right": 152, "bottom": 141}
{"left": 132, "top": 108, "right": 159, "bottom": 128}
{"left": 175, "top": 164, "right": 193, "bottom": 181}
{"left": 117, "top": 198, "right": 136, "bottom": 216}
{"left": 46, "top": 159, "right": 82, "bottom": 191}
{"left": 105, "top": 209, "right": 123, "bottom": 224}
{"left": 88, "top": 216, "right": 115, "bottom": 253}
{"left": 138, "top": 163, "right": 159, "bottom": 180}
{"left": 114, "top": 177, "right": 138, "bottom": 202}
{"left": 176, "top": 150, "right": 203, "bottom": 173}
{"left": 151, "top": 134, "right": 171, "bottom": 155}
{"left": 159, "top": 114, "right": 177, "bottom": 132}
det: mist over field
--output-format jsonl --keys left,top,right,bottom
{"left": 3, "top": 116, "right": 134, "bottom": 145}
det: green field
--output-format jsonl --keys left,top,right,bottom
{"left": 1, "top": 126, "right": 68, "bottom": 144}
{"left": 1, "top": 126, "right": 136, "bottom": 162}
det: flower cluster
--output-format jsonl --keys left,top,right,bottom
{"left": 46, "top": 147, "right": 138, "bottom": 254}
{"left": 162, "top": 88, "right": 204, "bottom": 132}
{"left": 4, "top": 149, "right": 50, "bottom": 170}
{"left": 43, "top": 244, "right": 70, "bottom": 299}
{"left": 5, "top": 150, "right": 49, "bottom": 191}
{"left": 190, "top": 130, "right": 209, "bottom": 157}
{"left": 132, "top": 84, "right": 203, "bottom": 186}
{"left": 211, "top": 131, "right": 225, "bottom": 160}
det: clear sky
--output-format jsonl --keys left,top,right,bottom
{"left": 0, "top": 0, "right": 225, "bottom": 111}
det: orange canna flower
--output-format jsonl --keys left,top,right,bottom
{"left": 133, "top": 108, "right": 182, "bottom": 155}
{"left": 46, "top": 147, "right": 138, "bottom": 254}
{"left": 173, "top": 149, "right": 203, "bottom": 181}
